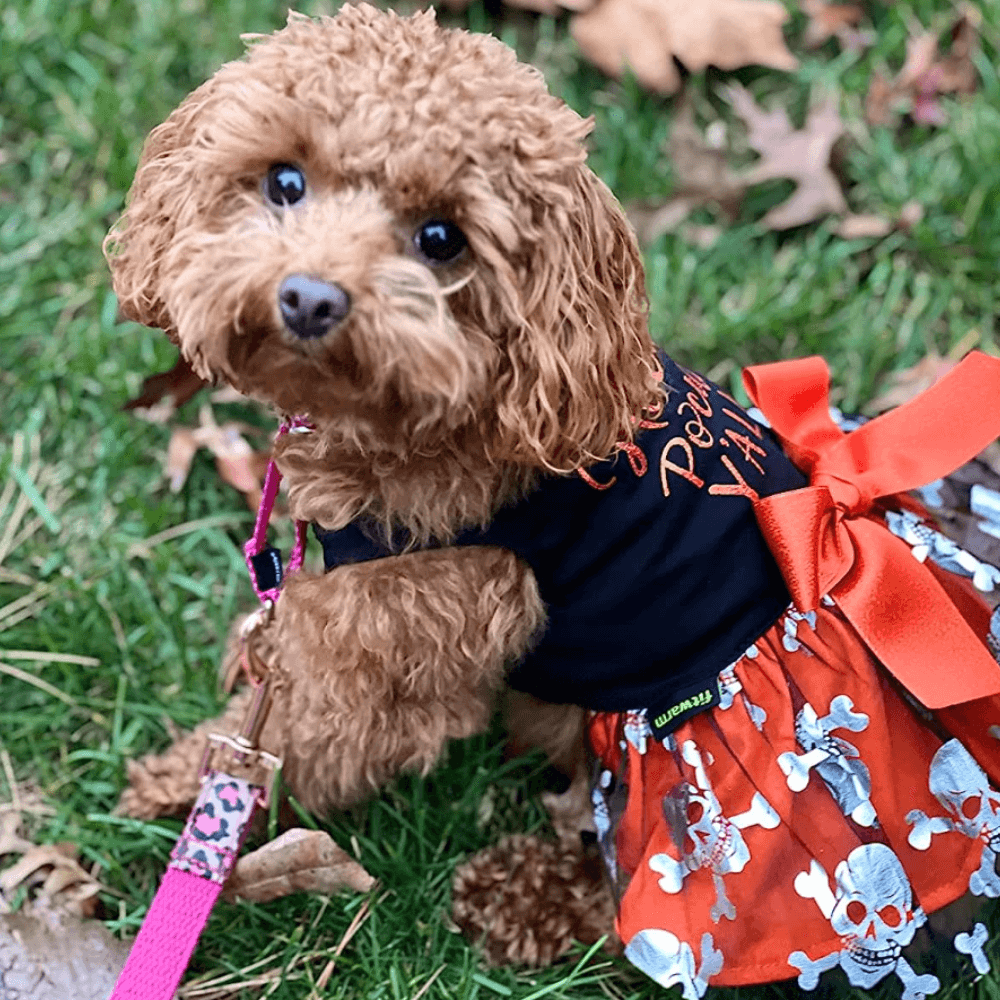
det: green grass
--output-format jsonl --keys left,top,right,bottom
{"left": 3, "top": 0, "right": 1000, "bottom": 996}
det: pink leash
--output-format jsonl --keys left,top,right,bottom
{"left": 109, "top": 419, "right": 309, "bottom": 1000}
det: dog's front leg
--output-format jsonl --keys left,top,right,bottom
{"left": 267, "top": 544, "right": 544, "bottom": 815}
{"left": 118, "top": 545, "right": 543, "bottom": 820}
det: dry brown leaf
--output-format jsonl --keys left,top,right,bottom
{"left": 222, "top": 829, "right": 375, "bottom": 903}
{"left": 725, "top": 84, "right": 847, "bottom": 230}
{"left": 865, "top": 352, "right": 958, "bottom": 414}
{"left": 800, "top": 0, "right": 864, "bottom": 48}
{"left": 124, "top": 353, "right": 209, "bottom": 421}
{"left": 977, "top": 442, "right": 1000, "bottom": 480}
{"left": 627, "top": 102, "right": 745, "bottom": 244}
{"left": 571, "top": 0, "right": 797, "bottom": 95}
{"left": 166, "top": 427, "right": 200, "bottom": 492}
{"left": 835, "top": 213, "right": 894, "bottom": 240}
{"left": 1, "top": 903, "right": 131, "bottom": 1000}
{"left": 164, "top": 406, "right": 269, "bottom": 510}
{"left": 503, "top": 0, "right": 595, "bottom": 15}
{"left": 866, "top": 5, "right": 980, "bottom": 127}
{"left": 541, "top": 771, "right": 597, "bottom": 850}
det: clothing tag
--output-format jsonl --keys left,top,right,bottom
{"left": 249, "top": 546, "right": 283, "bottom": 592}
{"left": 648, "top": 678, "right": 722, "bottom": 741}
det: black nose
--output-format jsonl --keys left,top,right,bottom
{"left": 278, "top": 274, "right": 350, "bottom": 339}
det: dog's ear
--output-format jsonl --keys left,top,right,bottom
{"left": 103, "top": 78, "right": 223, "bottom": 339}
{"left": 490, "top": 166, "right": 663, "bottom": 471}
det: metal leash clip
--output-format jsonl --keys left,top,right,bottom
{"left": 199, "top": 604, "right": 283, "bottom": 807}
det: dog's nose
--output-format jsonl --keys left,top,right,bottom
{"left": 278, "top": 274, "right": 350, "bottom": 339}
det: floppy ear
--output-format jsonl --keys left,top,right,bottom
{"left": 489, "top": 165, "right": 663, "bottom": 471}
{"left": 103, "top": 77, "right": 223, "bottom": 338}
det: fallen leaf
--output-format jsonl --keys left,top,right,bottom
{"left": 898, "top": 200, "right": 925, "bottom": 231}
{"left": 0, "top": 902, "right": 130, "bottom": 1000}
{"left": 866, "top": 5, "right": 980, "bottom": 127}
{"left": 864, "top": 350, "right": 962, "bottom": 414}
{"left": 163, "top": 405, "right": 269, "bottom": 510}
{"left": 627, "top": 102, "right": 745, "bottom": 244}
{"left": 800, "top": 0, "right": 864, "bottom": 49}
{"left": 571, "top": 0, "right": 797, "bottom": 95}
{"left": 222, "top": 828, "right": 375, "bottom": 903}
{"left": 124, "top": 353, "right": 208, "bottom": 421}
{"left": 835, "top": 213, "right": 894, "bottom": 240}
{"left": 1, "top": 842, "right": 103, "bottom": 919}
{"left": 680, "top": 222, "right": 724, "bottom": 248}
{"left": 541, "top": 771, "right": 597, "bottom": 850}
{"left": 166, "top": 427, "right": 200, "bottom": 492}
{"left": 725, "top": 84, "right": 847, "bottom": 230}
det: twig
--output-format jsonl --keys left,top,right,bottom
{"left": 1, "top": 649, "right": 100, "bottom": 667}
{"left": 411, "top": 963, "right": 447, "bottom": 1000}
{"left": 0, "top": 748, "right": 19, "bottom": 814}
{"left": 127, "top": 513, "right": 248, "bottom": 558}
{"left": 0, "top": 586, "right": 51, "bottom": 628}
{"left": 0, "top": 660, "right": 78, "bottom": 707}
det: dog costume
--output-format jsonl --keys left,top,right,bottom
{"left": 104, "top": 6, "right": 1000, "bottom": 995}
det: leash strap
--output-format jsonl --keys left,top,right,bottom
{"left": 109, "top": 773, "right": 261, "bottom": 999}
{"left": 244, "top": 419, "right": 311, "bottom": 603}
{"left": 111, "top": 416, "right": 308, "bottom": 996}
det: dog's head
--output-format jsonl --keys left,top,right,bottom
{"left": 106, "top": 4, "right": 661, "bottom": 469}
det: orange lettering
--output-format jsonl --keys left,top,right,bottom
{"left": 724, "top": 428, "right": 766, "bottom": 475}
{"left": 681, "top": 389, "right": 713, "bottom": 418}
{"left": 660, "top": 437, "right": 705, "bottom": 496}
{"left": 683, "top": 371, "right": 713, "bottom": 397}
{"left": 722, "top": 406, "right": 764, "bottom": 440}
{"left": 708, "top": 455, "right": 760, "bottom": 502}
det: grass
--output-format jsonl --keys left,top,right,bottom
{"left": 2, "top": 0, "right": 1000, "bottom": 996}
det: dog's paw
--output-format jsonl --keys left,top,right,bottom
{"left": 452, "top": 834, "right": 618, "bottom": 967}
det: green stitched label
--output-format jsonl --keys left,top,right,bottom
{"left": 648, "top": 680, "right": 721, "bottom": 740}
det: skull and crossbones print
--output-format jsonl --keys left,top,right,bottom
{"left": 624, "top": 929, "right": 723, "bottom": 1000}
{"left": 789, "top": 843, "right": 939, "bottom": 999}
{"left": 777, "top": 694, "right": 877, "bottom": 827}
{"left": 648, "top": 739, "right": 779, "bottom": 922}
{"left": 907, "top": 738, "right": 1000, "bottom": 897}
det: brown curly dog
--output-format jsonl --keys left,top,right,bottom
{"left": 106, "top": 3, "right": 661, "bottom": 965}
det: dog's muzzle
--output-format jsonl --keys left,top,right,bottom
{"left": 279, "top": 273, "right": 351, "bottom": 339}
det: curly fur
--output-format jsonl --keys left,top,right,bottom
{"left": 106, "top": 3, "right": 661, "bottom": 965}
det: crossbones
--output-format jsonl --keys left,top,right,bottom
{"left": 649, "top": 740, "right": 779, "bottom": 922}
{"left": 955, "top": 922, "right": 991, "bottom": 976}
{"left": 777, "top": 695, "right": 876, "bottom": 826}
{"left": 906, "top": 739, "right": 1000, "bottom": 897}
{"left": 717, "top": 655, "right": 766, "bottom": 731}
{"left": 624, "top": 929, "right": 723, "bottom": 1000}
{"left": 781, "top": 608, "right": 817, "bottom": 653}
{"left": 789, "top": 845, "right": 939, "bottom": 999}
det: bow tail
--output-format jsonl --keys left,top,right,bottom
{"left": 832, "top": 518, "right": 1000, "bottom": 709}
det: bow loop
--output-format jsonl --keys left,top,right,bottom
{"left": 743, "top": 351, "right": 1000, "bottom": 709}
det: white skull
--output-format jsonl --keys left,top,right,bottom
{"left": 829, "top": 844, "right": 919, "bottom": 988}
{"left": 625, "top": 929, "right": 698, "bottom": 997}
{"left": 684, "top": 788, "right": 736, "bottom": 870}
{"left": 928, "top": 740, "right": 1000, "bottom": 847}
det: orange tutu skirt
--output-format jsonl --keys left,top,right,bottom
{"left": 588, "top": 506, "right": 1000, "bottom": 997}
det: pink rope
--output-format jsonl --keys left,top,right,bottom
{"left": 243, "top": 418, "right": 311, "bottom": 604}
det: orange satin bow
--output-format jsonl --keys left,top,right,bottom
{"left": 743, "top": 351, "right": 1000, "bottom": 709}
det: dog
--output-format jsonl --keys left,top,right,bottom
{"left": 106, "top": 5, "right": 1000, "bottom": 992}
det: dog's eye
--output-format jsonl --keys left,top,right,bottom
{"left": 264, "top": 164, "right": 306, "bottom": 206}
{"left": 415, "top": 220, "right": 467, "bottom": 264}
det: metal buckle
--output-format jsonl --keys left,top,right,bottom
{"left": 200, "top": 603, "right": 283, "bottom": 808}
{"left": 198, "top": 732, "right": 282, "bottom": 809}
